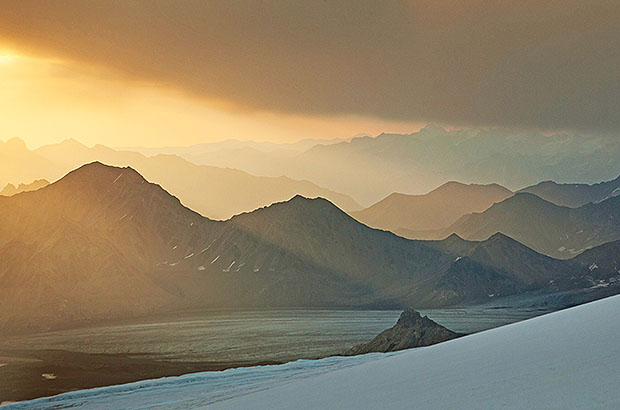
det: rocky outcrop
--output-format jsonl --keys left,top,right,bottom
{"left": 348, "top": 309, "right": 461, "bottom": 355}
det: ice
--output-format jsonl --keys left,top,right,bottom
{"left": 6, "top": 354, "right": 387, "bottom": 410}
{"left": 7, "top": 295, "right": 620, "bottom": 410}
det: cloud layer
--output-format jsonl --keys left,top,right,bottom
{"left": 1, "top": 1, "right": 619, "bottom": 133}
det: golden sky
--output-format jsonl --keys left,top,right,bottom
{"left": 1, "top": 1, "right": 618, "bottom": 148}
{"left": 0, "top": 46, "right": 423, "bottom": 148}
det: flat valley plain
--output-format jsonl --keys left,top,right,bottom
{"left": 0, "top": 304, "right": 551, "bottom": 403}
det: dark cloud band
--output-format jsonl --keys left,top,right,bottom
{"left": 1, "top": 0, "right": 619, "bottom": 133}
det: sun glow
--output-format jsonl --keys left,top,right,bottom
{"left": 0, "top": 52, "right": 17, "bottom": 64}
{"left": 0, "top": 45, "right": 424, "bottom": 148}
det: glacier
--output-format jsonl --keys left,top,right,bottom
{"left": 6, "top": 294, "right": 620, "bottom": 409}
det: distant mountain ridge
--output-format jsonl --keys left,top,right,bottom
{"left": 291, "top": 126, "right": 620, "bottom": 204}
{"left": 519, "top": 174, "right": 620, "bottom": 207}
{"left": 410, "top": 192, "right": 620, "bottom": 259}
{"left": 351, "top": 181, "right": 513, "bottom": 232}
{"left": 1, "top": 162, "right": 617, "bottom": 334}
{"left": 0, "top": 179, "right": 49, "bottom": 196}
{"left": 0, "top": 137, "right": 361, "bottom": 219}
{"left": 138, "top": 125, "right": 620, "bottom": 206}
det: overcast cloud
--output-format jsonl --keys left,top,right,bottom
{"left": 1, "top": 0, "right": 619, "bottom": 133}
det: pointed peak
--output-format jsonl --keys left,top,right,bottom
{"left": 0, "top": 183, "right": 17, "bottom": 196}
{"left": 489, "top": 231, "right": 510, "bottom": 240}
{"left": 446, "top": 232, "right": 465, "bottom": 241}
{"left": 484, "top": 232, "right": 521, "bottom": 246}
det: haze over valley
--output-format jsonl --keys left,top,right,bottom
{"left": 2, "top": 2, "right": 620, "bottom": 408}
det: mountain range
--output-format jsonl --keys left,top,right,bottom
{"left": 0, "top": 179, "right": 49, "bottom": 197}
{"left": 118, "top": 137, "right": 350, "bottom": 171}
{"left": 1, "top": 162, "right": 618, "bottom": 334}
{"left": 0, "top": 138, "right": 360, "bottom": 219}
{"left": 518, "top": 174, "right": 620, "bottom": 207}
{"left": 142, "top": 125, "right": 620, "bottom": 206}
{"left": 351, "top": 182, "right": 513, "bottom": 232}
{"left": 404, "top": 192, "right": 620, "bottom": 259}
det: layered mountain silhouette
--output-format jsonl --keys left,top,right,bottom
{"left": 0, "top": 179, "right": 49, "bottom": 196}
{"left": 409, "top": 193, "right": 620, "bottom": 259}
{"left": 519, "top": 175, "right": 620, "bottom": 207}
{"left": 158, "top": 125, "right": 620, "bottom": 205}
{"left": 0, "top": 138, "right": 360, "bottom": 219}
{"left": 120, "top": 137, "right": 349, "bottom": 172}
{"left": 0, "top": 138, "right": 57, "bottom": 188}
{"left": 0, "top": 163, "right": 616, "bottom": 334}
{"left": 351, "top": 182, "right": 513, "bottom": 232}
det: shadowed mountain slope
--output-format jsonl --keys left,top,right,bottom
{"left": 519, "top": 174, "right": 620, "bottom": 207}
{"left": 0, "top": 163, "right": 615, "bottom": 334}
{"left": 351, "top": 181, "right": 512, "bottom": 232}
{"left": 405, "top": 192, "right": 620, "bottom": 259}
{"left": 0, "top": 138, "right": 361, "bottom": 219}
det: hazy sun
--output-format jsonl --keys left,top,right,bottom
{"left": 0, "top": 52, "right": 16, "bottom": 64}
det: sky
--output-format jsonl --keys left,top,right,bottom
{"left": 0, "top": 1, "right": 618, "bottom": 147}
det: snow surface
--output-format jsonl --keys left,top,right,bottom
{"left": 7, "top": 295, "right": 620, "bottom": 409}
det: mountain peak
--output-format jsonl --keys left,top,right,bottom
{"left": 418, "top": 123, "right": 447, "bottom": 135}
{"left": 493, "top": 192, "right": 558, "bottom": 209}
{"left": 3, "top": 137, "right": 28, "bottom": 150}
{"left": 56, "top": 161, "right": 146, "bottom": 190}
{"left": 431, "top": 181, "right": 467, "bottom": 193}
{"left": 445, "top": 232, "right": 465, "bottom": 241}
{"left": 229, "top": 194, "right": 358, "bottom": 236}
{"left": 487, "top": 232, "right": 514, "bottom": 242}
{"left": 348, "top": 308, "right": 460, "bottom": 354}
{"left": 267, "top": 194, "right": 342, "bottom": 216}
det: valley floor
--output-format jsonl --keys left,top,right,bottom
{"left": 5, "top": 294, "right": 619, "bottom": 409}
{"left": 0, "top": 349, "right": 260, "bottom": 405}
{"left": 0, "top": 305, "right": 544, "bottom": 405}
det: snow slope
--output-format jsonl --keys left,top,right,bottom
{"left": 8, "top": 295, "right": 620, "bottom": 409}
